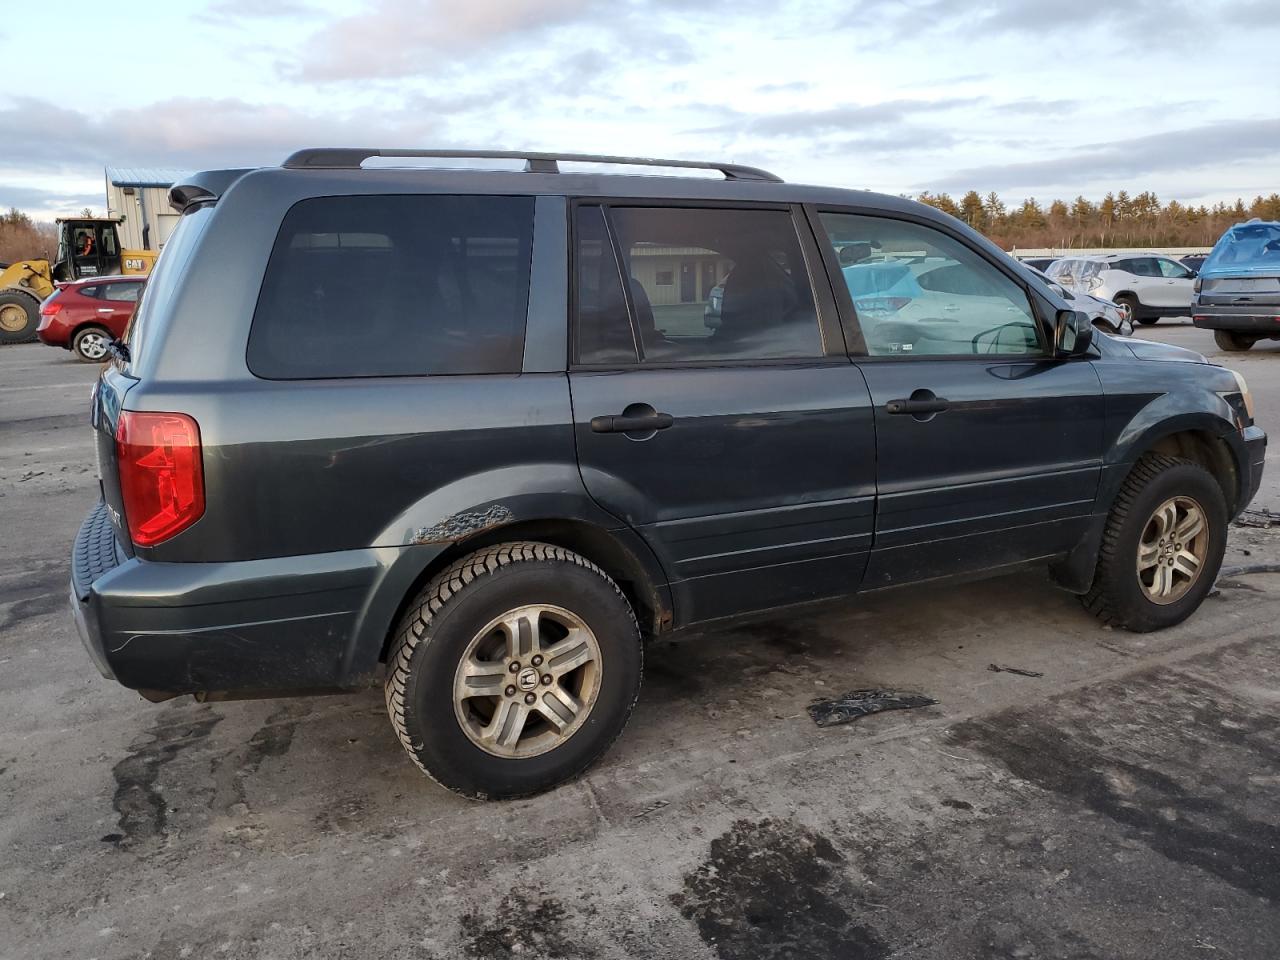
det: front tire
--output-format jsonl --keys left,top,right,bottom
{"left": 1214, "top": 329, "right": 1255, "bottom": 352}
{"left": 0, "top": 290, "right": 40, "bottom": 344}
{"left": 1081, "top": 454, "right": 1226, "bottom": 632}
{"left": 384, "top": 542, "right": 642, "bottom": 799}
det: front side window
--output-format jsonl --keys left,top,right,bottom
{"left": 248, "top": 195, "right": 534, "bottom": 379}
{"left": 819, "top": 212, "right": 1042, "bottom": 357}
{"left": 573, "top": 204, "right": 823, "bottom": 365}
{"left": 1156, "top": 258, "right": 1191, "bottom": 279}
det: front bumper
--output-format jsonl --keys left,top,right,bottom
{"left": 70, "top": 502, "right": 391, "bottom": 695}
{"left": 1240, "top": 425, "right": 1268, "bottom": 514}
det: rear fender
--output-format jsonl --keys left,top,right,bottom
{"left": 339, "top": 467, "right": 673, "bottom": 683}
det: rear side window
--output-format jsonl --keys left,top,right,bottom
{"left": 102, "top": 282, "right": 143, "bottom": 302}
{"left": 574, "top": 204, "right": 823, "bottom": 365}
{"left": 78, "top": 285, "right": 100, "bottom": 298}
{"left": 1118, "top": 257, "right": 1160, "bottom": 277}
{"left": 248, "top": 195, "right": 534, "bottom": 379}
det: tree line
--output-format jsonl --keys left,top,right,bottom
{"left": 3, "top": 190, "right": 1279, "bottom": 268}
{"left": 914, "top": 190, "right": 1280, "bottom": 251}
{"left": 0, "top": 208, "right": 57, "bottom": 266}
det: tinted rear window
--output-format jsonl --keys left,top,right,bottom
{"left": 123, "top": 204, "right": 213, "bottom": 371}
{"left": 248, "top": 195, "right": 534, "bottom": 379}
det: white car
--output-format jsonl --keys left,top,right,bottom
{"left": 1046, "top": 254, "right": 1195, "bottom": 325}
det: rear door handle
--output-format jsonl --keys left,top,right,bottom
{"left": 590, "top": 412, "right": 675, "bottom": 433}
{"left": 885, "top": 397, "right": 950, "bottom": 415}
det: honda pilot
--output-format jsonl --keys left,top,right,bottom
{"left": 70, "top": 149, "right": 1267, "bottom": 799}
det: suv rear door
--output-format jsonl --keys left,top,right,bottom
{"left": 812, "top": 208, "right": 1106, "bottom": 587}
{"left": 568, "top": 202, "right": 876, "bottom": 625}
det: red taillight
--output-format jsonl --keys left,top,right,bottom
{"left": 116, "top": 411, "right": 205, "bottom": 547}
{"left": 40, "top": 301, "right": 62, "bottom": 316}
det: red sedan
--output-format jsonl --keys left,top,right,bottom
{"left": 37, "top": 275, "right": 145, "bottom": 362}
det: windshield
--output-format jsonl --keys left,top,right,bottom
{"left": 1203, "top": 222, "right": 1280, "bottom": 276}
{"left": 122, "top": 205, "right": 213, "bottom": 372}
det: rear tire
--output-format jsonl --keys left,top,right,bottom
{"left": 1081, "top": 454, "right": 1226, "bottom": 632}
{"left": 384, "top": 542, "right": 642, "bottom": 799}
{"left": 1213, "top": 329, "right": 1255, "bottom": 352}
{"left": 0, "top": 290, "right": 40, "bottom": 344}
{"left": 72, "top": 326, "right": 111, "bottom": 363}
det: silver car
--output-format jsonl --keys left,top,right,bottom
{"left": 1030, "top": 265, "right": 1132, "bottom": 336}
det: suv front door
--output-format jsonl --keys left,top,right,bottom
{"left": 1150, "top": 256, "right": 1195, "bottom": 310}
{"left": 814, "top": 209, "right": 1106, "bottom": 587}
{"left": 568, "top": 202, "right": 876, "bottom": 625}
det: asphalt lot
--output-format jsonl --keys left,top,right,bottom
{"left": 2, "top": 321, "right": 1279, "bottom": 960}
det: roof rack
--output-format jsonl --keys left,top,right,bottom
{"left": 281, "top": 148, "right": 783, "bottom": 183}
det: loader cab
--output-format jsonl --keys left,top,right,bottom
{"left": 53, "top": 218, "right": 123, "bottom": 281}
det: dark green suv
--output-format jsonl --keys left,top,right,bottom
{"left": 71, "top": 149, "right": 1266, "bottom": 798}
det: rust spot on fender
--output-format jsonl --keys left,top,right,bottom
{"left": 411, "top": 505, "right": 514, "bottom": 545}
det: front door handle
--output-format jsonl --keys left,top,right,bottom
{"left": 885, "top": 396, "right": 950, "bottom": 416}
{"left": 590, "top": 411, "right": 675, "bottom": 433}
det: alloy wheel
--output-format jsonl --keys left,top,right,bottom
{"left": 78, "top": 332, "right": 109, "bottom": 360}
{"left": 452, "top": 604, "right": 602, "bottom": 758}
{"left": 1136, "top": 495, "right": 1208, "bottom": 604}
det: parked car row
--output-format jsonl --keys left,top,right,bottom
{"left": 1042, "top": 253, "right": 1196, "bottom": 325}
{"left": 36, "top": 275, "right": 144, "bottom": 361}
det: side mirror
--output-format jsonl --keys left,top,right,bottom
{"left": 1054, "top": 309, "right": 1093, "bottom": 357}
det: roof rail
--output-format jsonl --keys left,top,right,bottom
{"left": 281, "top": 148, "right": 783, "bottom": 183}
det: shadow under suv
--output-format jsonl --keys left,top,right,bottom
{"left": 71, "top": 149, "right": 1267, "bottom": 799}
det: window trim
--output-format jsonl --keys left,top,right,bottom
{"left": 805, "top": 203, "right": 1057, "bottom": 363}
{"left": 567, "top": 197, "right": 844, "bottom": 371}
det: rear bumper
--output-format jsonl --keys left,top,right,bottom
{"left": 1192, "top": 304, "right": 1280, "bottom": 333}
{"left": 35, "top": 322, "right": 70, "bottom": 347}
{"left": 70, "top": 502, "right": 400, "bottom": 695}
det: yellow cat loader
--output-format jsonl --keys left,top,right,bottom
{"left": 0, "top": 217, "right": 156, "bottom": 343}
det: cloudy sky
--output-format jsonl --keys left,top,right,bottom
{"left": 4, "top": 0, "right": 1278, "bottom": 219}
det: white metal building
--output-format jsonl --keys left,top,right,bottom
{"left": 104, "top": 167, "right": 190, "bottom": 252}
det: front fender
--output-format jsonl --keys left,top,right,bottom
{"left": 1052, "top": 373, "right": 1247, "bottom": 595}
{"left": 1105, "top": 388, "right": 1245, "bottom": 507}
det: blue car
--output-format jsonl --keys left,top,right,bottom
{"left": 1192, "top": 220, "right": 1280, "bottom": 351}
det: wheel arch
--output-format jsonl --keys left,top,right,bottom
{"left": 1053, "top": 412, "right": 1245, "bottom": 594}
{"left": 1110, "top": 410, "right": 1246, "bottom": 517}
{"left": 343, "top": 513, "right": 673, "bottom": 684}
